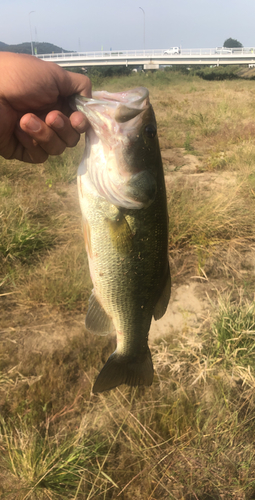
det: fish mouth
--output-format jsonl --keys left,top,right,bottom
{"left": 74, "top": 87, "right": 157, "bottom": 210}
{"left": 76, "top": 87, "right": 148, "bottom": 105}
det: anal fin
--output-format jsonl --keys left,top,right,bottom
{"left": 85, "top": 291, "right": 113, "bottom": 335}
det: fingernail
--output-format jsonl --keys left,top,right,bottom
{"left": 51, "top": 116, "right": 65, "bottom": 129}
{"left": 25, "top": 116, "right": 41, "bottom": 133}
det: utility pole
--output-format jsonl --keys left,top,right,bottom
{"left": 29, "top": 11, "right": 35, "bottom": 55}
{"left": 139, "top": 7, "right": 145, "bottom": 50}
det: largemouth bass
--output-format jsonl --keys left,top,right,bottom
{"left": 74, "top": 87, "right": 171, "bottom": 394}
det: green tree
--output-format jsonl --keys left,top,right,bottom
{"left": 223, "top": 38, "right": 243, "bottom": 48}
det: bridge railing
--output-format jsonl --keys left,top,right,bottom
{"left": 37, "top": 49, "right": 170, "bottom": 60}
{"left": 36, "top": 47, "right": 255, "bottom": 61}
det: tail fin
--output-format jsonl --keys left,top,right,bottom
{"left": 92, "top": 350, "right": 154, "bottom": 394}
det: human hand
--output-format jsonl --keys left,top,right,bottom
{"left": 0, "top": 52, "right": 91, "bottom": 163}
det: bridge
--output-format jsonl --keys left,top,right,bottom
{"left": 36, "top": 47, "right": 255, "bottom": 69}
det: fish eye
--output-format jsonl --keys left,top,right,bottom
{"left": 144, "top": 124, "right": 157, "bottom": 139}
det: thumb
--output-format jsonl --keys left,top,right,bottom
{"left": 54, "top": 65, "right": 92, "bottom": 98}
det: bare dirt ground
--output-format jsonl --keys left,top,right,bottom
{"left": 152, "top": 149, "right": 221, "bottom": 341}
{"left": 152, "top": 148, "right": 255, "bottom": 339}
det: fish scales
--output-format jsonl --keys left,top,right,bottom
{"left": 74, "top": 87, "right": 171, "bottom": 393}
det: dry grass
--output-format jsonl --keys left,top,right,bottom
{"left": 2, "top": 314, "right": 255, "bottom": 499}
{"left": 1, "top": 70, "right": 255, "bottom": 499}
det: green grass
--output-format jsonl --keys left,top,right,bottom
{"left": 0, "top": 145, "right": 90, "bottom": 309}
{"left": 0, "top": 215, "right": 54, "bottom": 262}
{"left": 167, "top": 178, "right": 255, "bottom": 249}
{"left": 212, "top": 296, "right": 255, "bottom": 367}
{"left": 44, "top": 147, "right": 83, "bottom": 186}
{"left": 0, "top": 417, "right": 112, "bottom": 499}
{"left": 0, "top": 181, "right": 56, "bottom": 264}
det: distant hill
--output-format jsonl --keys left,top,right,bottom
{"left": 0, "top": 41, "right": 71, "bottom": 55}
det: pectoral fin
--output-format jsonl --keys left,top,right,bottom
{"left": 153, "top": 263, "right": 171, "bottom": 321}
{"left": 105, "top": 212, "right": 133, "bottom": 254}
{"left": 85, "top": 292, "right": 113, "bottom": 335}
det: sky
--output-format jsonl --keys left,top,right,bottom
{"left": 1, "top": 0, "right": 255, "bottom": 53}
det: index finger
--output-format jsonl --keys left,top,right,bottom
{"left": 45, "top": 109, "right": 89, "bottom": 135}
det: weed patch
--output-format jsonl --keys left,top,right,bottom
{"left": 167, "top": 178, "right": 255, "bottom": 251}
{"left": 0, "top": 418, "right": 110, "bottom": 499}
{"left": 212, "top": 295, "right": 255, "bottom": 367}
